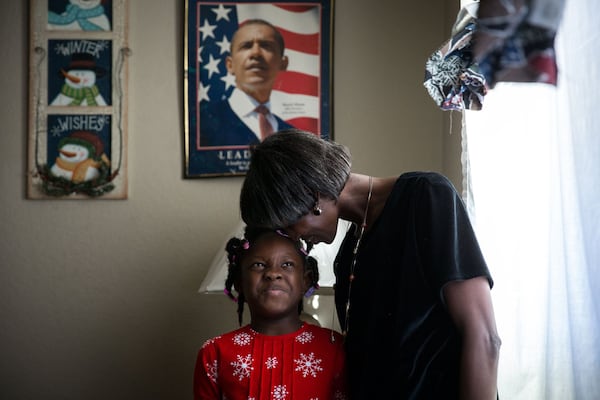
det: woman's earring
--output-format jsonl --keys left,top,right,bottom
{"left": 313, "top": 204, "right": 322, "bottom": 216}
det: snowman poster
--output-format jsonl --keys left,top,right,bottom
{"left": 28, "top": 0, "right": 128, "bottom": 199}
{"left": 35, "top": 114, "right": 117, "bottom": 197}
{"left": 48, "top": 39, "right": 112, "bottom": 106}
{"left": 47, "top": 0, "right": 113, "bottom": 31}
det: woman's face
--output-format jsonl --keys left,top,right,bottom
{"left": 286, "top": 198, "right": 339, "bottom": 245}
{"left": 240, "top": 233, "right": 309, "bottom": 321}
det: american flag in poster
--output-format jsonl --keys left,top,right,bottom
{"left": 186, "top": 1, "right": 332, "bottom": 177}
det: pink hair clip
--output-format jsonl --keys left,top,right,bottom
{"left": 224, "top": 288, "right": 238, "bottom": 302}
{"left": 276, "top": 229, "right": 290, "bottom": 238}
{"left": 304, "top": 284, "right": 319, "bottom": 297}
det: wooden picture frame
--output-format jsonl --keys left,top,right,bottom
{"left": 184, "top": 0, "right": 334, "bottom": 178}
{"left": 27, "top": 0, "right": 130, "bottom": 199}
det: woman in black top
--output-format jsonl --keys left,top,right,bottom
{"left": 240, "top": 129, "right": 501, "bottom": 399}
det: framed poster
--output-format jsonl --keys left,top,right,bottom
{"left": 27, "top": 0, "right": 129, "bottom": 199}
{"left": 184, "top": 0, "right": 334, "bottom": 177}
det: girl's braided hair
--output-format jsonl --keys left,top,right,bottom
{"left": 224, "top": 226, "right": 320, "bottom": 326}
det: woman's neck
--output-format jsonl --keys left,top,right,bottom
{"left": 338, "top": 173, "right": 396, "bottom": 230}
{"left": 338, "top": 174, "right": 374, "bottom": 226}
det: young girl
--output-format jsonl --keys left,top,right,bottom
{"left": 193, "top": 228, "right": 347, "bottom": 400}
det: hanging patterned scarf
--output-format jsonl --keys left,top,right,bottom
{"left": 60, "top": 84, "right": 101, "bottom": 106}
{"left": 48, "top": 4, "right": 106, "bottom": 31}
{"left": 423, "top": 0, "right": 564, "bottom": 111}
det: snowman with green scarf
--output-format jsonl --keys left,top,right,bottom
{"left": 51, "top": 53, "right": 108, "bottom": 106}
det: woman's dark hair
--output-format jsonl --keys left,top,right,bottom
{"left": 224, "top": 226, "right": 320, "bottom": 326}
{"left": 240, "top": 129, "right": 352, "bottom": 229}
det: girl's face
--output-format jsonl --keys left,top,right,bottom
{"left": 239, "top": 233, "right": 309, "bottom": 322}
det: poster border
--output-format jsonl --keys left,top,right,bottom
{"left": 184, "top": 0, "right": 334, "bottom": 178}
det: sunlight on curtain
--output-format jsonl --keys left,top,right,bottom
{"left": 463, "top": 1, "right": 600, "bottom": 399}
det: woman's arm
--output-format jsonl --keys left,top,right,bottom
{"left": 443, "top": 276, "right": 501, "bottom": 400}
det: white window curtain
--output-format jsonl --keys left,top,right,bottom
{"left": 463, "top": 0, "right": 600, "bottom": 399}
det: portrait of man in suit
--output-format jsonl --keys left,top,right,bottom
{"left": 185, "top": 2, "right": 332, "bottom": 177}
{"left": 199, "top": 19, "right": 294, "bottom": 147}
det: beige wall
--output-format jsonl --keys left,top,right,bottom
{"left": 0, "top": 1, "right": 460, "bottom": 398}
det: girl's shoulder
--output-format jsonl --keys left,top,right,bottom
{"left": 200, "top": 325, "right": 254, "bottom": 350}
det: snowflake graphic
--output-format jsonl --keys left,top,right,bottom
{"left": 295, "top": 331, "right": 314, "bottom": 344}
{"left": 265, "top": 356, "right": 278, "bottom": 369}
{"left": 53, "top": 42, "right": 70, "bottom": 56}
{"left": 205, "top": 360, "right": 218, "bottom": 383}
{"left": 50, "top": 125, "right": 63, "bottom": 137}
{"left": 96, "top": 40, "right": 109, "bottom": 51}
{"left": 202, "top": 336, "right": 220, "bottom": 349}
{"left": 231, "top": 354, "right": 253, "bottom": 381}
{"left": 272, "top": 384, "right": 288, "bottom": 400}
{"left": 294, "top": 352, "right": 323, "bottom": 378}
{"left": 233, "top": 332, "right": 252, "bottom": 346}
{"left": 98, "top": 114, "right": 111, "bottom": 128}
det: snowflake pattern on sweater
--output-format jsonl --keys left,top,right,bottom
{"left": 194, "top": 323, "right": 347, "bottom": 400}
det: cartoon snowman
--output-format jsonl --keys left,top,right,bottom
{"left": 50, "top": 131, "right": 111, "bottom": 183}
{"left": 51, "top": 53, "right": 108, "bottom": 106}
{"left": 48, "top": 0, "right": 111, "bottom": 31}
